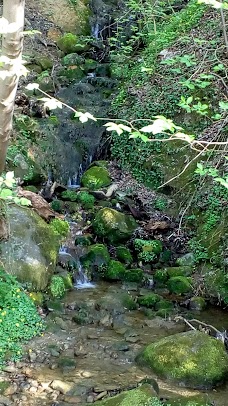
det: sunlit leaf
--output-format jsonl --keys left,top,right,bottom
{"left": 75, "top": 112, "right": 97, "bottom": 123}
{"left": 104, "top": 122, "right": 125, "bottom": 135}
{"left": 219, "top": 101, "right": 228, "bottom": 111}
{"left": 41, "top": 98, "right": 62, "bottom": 110}
{"left": 0, "top": 188, "right": 13, "bottom": 199}
{"left": 19, "top": 197, "right": 32, "bottom": 206}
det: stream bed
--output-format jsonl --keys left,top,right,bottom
{"left": 3, "top": 282, "right": 228, "bottom": 406}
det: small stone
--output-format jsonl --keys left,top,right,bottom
{"left": 86, "top": 395, "right": 95, "bottom": 403}
{"left": 50, "top": 348, "right": 60, "bottom": 357}
{"left": 81, "top": 371, "right": 93, "bottom": 378}
{"left": 125, "top": 336, "right": 139, "bottom": 343}
{"left": 63, "top": 396, "right": 81, "bottom": 403}
{"left": 29, "top": 352, "right": 37, "bottom": 362}
{"left": 50, "top": 364, "right": 58, "bottom": 370}
{"left": 29, "top": 386, "right": 37, "bottom": 393}
{"left": 0, "top": 396, "right": 13, "bottom": 406}
{"left": 4, "top": 383, "right": 18, "bottom": 396}
{"left": 2, "top": 366, "right": 17, "bottom": 373}
{"left": 50, "top": 380, "right": 74, "bottom": 394}
{"left": 95, "top": 391, "right": 107, "bottom": 401}
{"left": 27, "top": 379, "right": 39, "bottom": 387}
{"left": 40, "top": 382, "right": 51, "bottom": 390}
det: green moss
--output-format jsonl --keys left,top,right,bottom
{"left": 155, "top": 299, "right": 173, "bottom": 311}
{"left": 189, "top": 297, "right": 206, "bottom": 311}
{"left": 116, "top": 246, "right": 133, "bottom": 264}
{"left": 0, "top": 382, "right": 10, "bottom": 394}
{"left": 58, "top": 66, "right": 85, "bottom": 81}
{"left": 84, "top": 244, "right": 110, "bottom": 267}
{"left": 123, "top": 268, "right": 144, "bottom": 283}
{"left": 167, "top": 276, "right": 193, "bottom": 295}
{"left": 93, "top": 208, "right": 137, "bottom": 243}
{"left": 154, "top": 269, "right": 168, "bottom": 284}
{"left": 138, "top": 293, "right": 161, "bottom": 308}
{"left": 77, "top": 191, "right": 95, "bottom": 209}
{"left": 58, "top": 357, "right": 76, "bottom": 370}
{"left": 50, "top": 199, "right": 64, "bottom": 213}
{"left": 105, "top": 260, "right": 126, "bottom": 281}
{"left": 122, "top": 293, "right": 138, "bottom": 310}
{"left": 60, "top": 272, "right": 73, "bottom": 289}
{"left": 24, "top": 185, "right": 38, "bottom": 193}
{"left": 137, "top": 331, "right": 228, "bottom": 389}
{"left": 61, "top": 190, "right": 78, "bottom": 201}
{"left": 57, "top": 33, "right": 89, "bottom": 54}
{"left": 37, "top": 70, "right": 55, "bottom": 92}
{"left": 83, "top": 58, "right": 97, "bottom": 72}
{"left": 93, "top": 384, "right": 157, "bottom": 406}
{"left": 36, "top": 56, "right": 53, "bottom": 70}
{"left": 75, "top": 234, "right": 92, "bottom": 246}
{"left": 49, "top": 218, "right": 69, "bottom": 238}
{"left": 62, "top": 53, "right": 85, "bottom": 66}
{"left": 81, "top": 166, "right": 111, "bottom": 190}
{"left": 166, "top": 267, "right": 193, "bottom": 278}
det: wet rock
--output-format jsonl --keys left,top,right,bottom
{"left": 83, "top": 244, "right": 110, "bottom": 267}
{"left": 0, "top": 206, "right": 59, "bottom": 291}
{"left": 93, "top": 208, "right": 137, "bottom": 243}
{"left": 0, "top": 396, "right": 13, "bottom": 406}
{"left": 137, "top": 330, "right": 228, "bottom": 389}
{"left": 81, "top": 166, "right": 111, "bottom": 190}
{"left": 189, "top": 296, "right": 207, "bottom": 311}
{"left": 166, "top": 266, "right": 193, "bottom": 277}
{"left": 51, "top": 380, "right": 74, "bottom": 394}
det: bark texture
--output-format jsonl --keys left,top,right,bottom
{"left": 0, "top": 0, "right": 25, "bottom": 173}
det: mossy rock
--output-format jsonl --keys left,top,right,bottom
{"left": 36, "top": 56, "right": 53, "bottom": 70}
{"left": 136, "top": 330, "right": 228, "bottom": 389}
{"left": 91, "top": 384, "right": 157, "bottom": 406}
{"left": 176, "top": 253, "right": 195, "bottom": 267}
{"left": 37, "top": 70, "right": 55, "bottom": 92}
{"left": 166, "top": 266, "right": 193, "bottom": 278}
{"left": 93, "top": 208, "right": 137, "bottom": 243}
{"left": 189, "top": 296, "right": 207, "bottom": 311}
{"left": 116, "top": 246, "right": 133, "bottom": 264}
{"left": 95, "top": 63, "right": 112, "bottom": 77}
{"left": 138, "top": 293, "right": 161, "bottom": 308}
{"left": 83, "top": 244, "right": 110, "bottom": 267}
{"left": 58, "top": 357, "right": 76, "bottom": 371}
{"left": 154, "top": 269, "right": 169, "bottom": 284}
{"left": 58, "top": 66, "right": 85, "bottom": 81}
{"left": 57, "top": 33, "right": 89, "bottom": 54}
{"left": 75, "top": 234, "right": 92, "bottom": 246}
{"left": 81, "top": 166, "right": 111, "bottom": 190}
{"left": 59, "top": 271, "right": 73, "bottom": 289}
{"left": 105, "top": 260, "right": 126, "bottom": 281}
{"left": 167, "top": 395, "right": 211, "bottom": 405}
{"left": 0, "top": 206, "right": 59, "bottom": 291}
{"left": 155, "top": 299, "right": 173, "bottom": 311}
{"left": 83, "top": 58, "right": 97, "bottom": 72}
{"left": 122, "top": 293, "right": 138, "bottom": 310}
{"left": 62, "top": 53, "right": 85, "bottom": 66}
{"left": 123, "top": 268, "right": 144, "bottom": 283}
{"left": 167, "top": 276, "right": 193, "bottom": 295}
{"left": 27, "top": 64, "right": 42, "bottom": 74}
{"left": 0, "top": 382, "right": 10, "bottom": 395}
{"left": 156, "top": 308, "right": 173, "bottom": 318}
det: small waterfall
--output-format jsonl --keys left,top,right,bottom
{"left": 92, "top": 22, "right": 99, "bottom": 39}
{"left": 74, "top": 258, "right": 95, "bottom": 289}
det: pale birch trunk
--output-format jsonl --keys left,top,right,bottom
{"left": 0, "top": 0, "right": 25, "bottom": 173}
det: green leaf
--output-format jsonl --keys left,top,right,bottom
{"left": 75, "top": 112, "right": 97, "bottom": 123}
{"left": 25, "top": 83, "right": 39, "bottom": 91}
{"left": 219, "top": 101, "right": 228, "bottom": 111}
{"left": 0, "top": 188, "right": 13, "bottom": 199}
{"left": 19, "top": 197, "right": 31, "bottom": 206}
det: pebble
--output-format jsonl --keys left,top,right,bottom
{"left": 63, "top": 395, "right": 81, "bottom": 403}
{"left": 95, "top": 391, "right": 107, "bottom": 401}
{"left": 29, "top": 352, "right": 37, "bottom": 362}
{"left": 2, "top": 365, "right": 17, "bottom": 373}
{"left": 4, "top": 383, "right": 18, "bottom": 396}
{"left": 86, "top": 395, "right": 95, "bottom": 403}
{"left": 51, "top": 379, "right": 74, "bottom": 394}
{"left": 0, "top": 396, "right": 13, "bottom": 406}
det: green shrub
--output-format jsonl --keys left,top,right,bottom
{"left": 77, "top": 191, "right": 95, "bottom": 209}
{"left": 50, "top": 276, "right": 66, "bottom": 298}
{"left": 0, "top": 269, "right": 44, "bottom": 366}
{"left": 50, "top": 218, "right": 69, "bottom": 238}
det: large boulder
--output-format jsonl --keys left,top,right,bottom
{"left": 93, "top": 208, "right": 137, "bottom": 243}
{"left": 0, "top": 206, "right": 59, "bottom": 291}
{"left": 136, "top": 330, "right": 228, "bottom": 389}
{"left": 81, "top": 166, "right": 111, "bottom": 190}
{"left": 91, "top": 385, "right": 157, "bottom": 406}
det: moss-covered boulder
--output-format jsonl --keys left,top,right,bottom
{"left": 166, "top": 266, "right": 193, "bottom": 278}
{"left": 83, "top": 58, "right": 97, "bottom": 72}
{"left": 83, "top": 244, "right": 110, "bottom": 267}
{"left": 138, "top": 293, "right": 161, "bottom": 308}
{"left": 176, "top": 253, "right": 195, "bottom": 267}
{"left": 36, "top": 56, "right": 53, "bottom": 70}
{"left": 0, "top": 206, "right": 59, "bottom": 291}
{"left": 58, "top": 66, "right": 85, "bottom": 81}
{"left": 81, "top": 166, "right": 111, "bottom": 190}
{"left": 123, "top": 268, "right": 144, "bottom": 283}
{"left": 189, "top": 296, "right": 207, "bottom": 311}
{"left": 116, "top": 246, "right": 133, "bottom": 264}
{"left": 57, "top": 33, "right": 89, "bottom": 54}
{"left": 91, "top": 384, "right": 157, "bottom": 406}
{"left": 154, "top": 269, "right": 169, "bottom": 284}
{"left": 62, "top": 53, "right": 85, "bottom": 66}
{"left": 93, "top": 208, "right": 137, "bottom": 243}
{"left": 167, "top": 276, "right": 193, "bottom": 295}
{"left": 137, "top": 330, "right": 228, "bottom": 389}
{"left": 37, "top": 70, "right": 55, "bottom": 92}
{"left": 105, "top": 260, "right": 126, "bottom": 281}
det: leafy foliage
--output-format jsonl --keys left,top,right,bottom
{"left": 0, "top": 269, "right": 44, "bottom": 366}
{"left": 49, "top": 218, "right": 69, "bottom": 238}
{"left": 50, "top": 276, "right": 66, "bottom": 299}
{"left": 0, "top": 172, "right": 30, "bottom": 206}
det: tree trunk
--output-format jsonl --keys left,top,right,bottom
{"left": 0, "top": 0, "right": 25, "bottom": 173}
